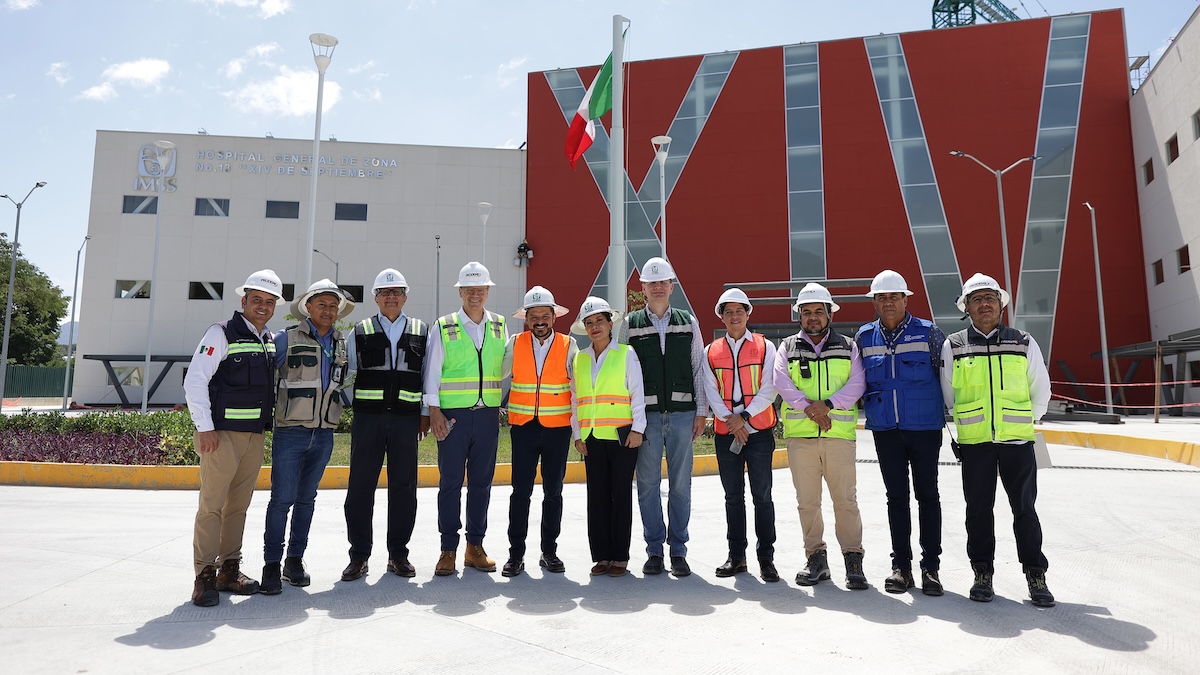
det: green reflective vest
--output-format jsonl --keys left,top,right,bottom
{"left": 948, "top": 325, "right": 1036, "bottom": 444}
{"left": 436, "top": 310, "right": 506, "bottom": 409}
{"left": 574, "top": 345, "right": 634, "bottom": 441}
{"left": 778, "top": 331, "right": 858, "bottom": 440}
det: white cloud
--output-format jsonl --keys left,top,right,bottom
{"left": 5, "top": 0, "right": 40, "bottom": 9}
{"left": 194, "top": 0, "right": 291, "bottom": 18}
{"left": 495, "top": 139, "right": 522, "bottom": 149}
{"left": 251, "top": 42, "right": 279, "bottom": 58}
{"left": 222, "top": 58, "right": 245, "bottom": 79}
{"left": 77, "top": 82, "right": 117, "bottom": 102}
{"left": 496, "top": 56, "right": 528, "bottom": 88}
{"left": 102, "top": 58, "right": 171, "bottom": 90}
{"left": 353, "top": 87, "right": 383, "bottom": 102}
{"left": 348, "top": 60, "right": 377, "bottom": 75}
{"left": 221, "top": 43, "right": 279, "bottom": 80}
{"left": 226, "top": 66, "right": 341, "bottom": 117}
{"left": 47, "top": 62, "right": 71, "bottom": 86}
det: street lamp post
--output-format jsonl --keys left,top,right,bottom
{"left": 143, "top": 140, "right": 175, "bottom": 412}
{"left": 61, "top": 235, "right": 90, "bottom": 411}
{"left": 1084, "top": 202, "right": 1114, "bottom": 414}
{"left": 312, "top": 248, "right": 339, "bottom": 284}
{"left": 434, "top": 234, "right": 441, "bottom": 318}
{"left": 304, "top": 32, "right": 338, "bottom": 290}
{"left": 477, "top": 202, "right": 492, "bottom": 265}
{"left": 949, "top": 150, "right": 1039, "bottom": 325}
{"left": 651, "top": 135, "right": 671, "bottom": 259}
{"left": 0, "top": 181, "right": 48, "bottom": 408}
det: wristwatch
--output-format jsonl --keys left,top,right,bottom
{"left": 739, "top": 411, "right": 751, "bottom": 422}
{"left": 823, "top": 399, "right": 834, "bottom": 410}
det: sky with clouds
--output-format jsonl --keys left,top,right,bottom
{"left": 1, "top": 0, "right": 1194, "bottom": 321}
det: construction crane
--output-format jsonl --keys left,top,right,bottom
{"left": 932, "top": 0, "right": 1021, "bottom": 29}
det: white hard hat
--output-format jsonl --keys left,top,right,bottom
{"left": 236, "top": 269, "right": 284, "bottom": 304}
{"left": 513, "top": 285, "right": 569, "bottom": 319}
{"left": 454, "top": 261, "right": 495, "bottom": 287}
{"left": 955, "top": 273, "right": 1010, "bottom": 312}
{"left": 866, "top": 270, "right": 914, "bottom": 297}
{"left": 571, "top": 296, "right": 622, "bottom": 335}
{"left": 792, "top": 282, "right": 840, "bottom": 313}
{"left": 714, "top": 288, "right": 753, "bottom": 318}
{"left": 638, "top": 256, "right": 677, "bottom": 283}
{"left": 292, "top": 278, "right": 355, "bottom": 320}
{"left": 372, "top": 268, "right": 408, "bottom": 292}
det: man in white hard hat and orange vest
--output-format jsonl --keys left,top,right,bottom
{"left": 854, "top": 270, "right": 948, "bottom": 597}
{"left": 772, "top": 282, "right": 868, "bottom": 590}
{"left": 260, "top": 279, "right": 353, "bottom": 595}
{"left": 618, "top": 256, "right": 708, "bottom": 578}
{"left": 424, "top": 261, "right": 508, "bottom": 577}
{"left": 341, "top": 269, "right": 429, "bottom": 582}
{"left": 701, "top": 288, "right": 780, "bottom": 582}
{"left": 940, "top": 273, "right": 1054, "bottom": 607}
{"left": 183, "top": 269, "right": 283, "bottom": 606}
{"left": 499, "top": 286, "right": 578, "bottom": 577}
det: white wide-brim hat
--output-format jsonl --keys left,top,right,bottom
{"left": 570, "top": 296, "right": 622, "bottom": 335}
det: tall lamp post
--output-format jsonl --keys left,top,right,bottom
{"left": 434, "top": 234, "right": 442, "bottom": 318}
{"left": 477, "top": 202, "right": 492, "bottom": 265}
{"left": 0, "top": 181, "right": 48, "bottom": 408}
{"left": 61, "top": 234, "right": 90, "bottom": 411}
{"left": 142, "top": 140, "right": 175, "bottom": 412}
{"left": 312, "top": 247, "right": 339, "bottom": 284}
{"left": 1084, "top": 202, "right": 1114, "bottom": 414}
{"left": 949, "top": 150, "right": 1039, "bottom": 325}
{"left": 651, "top": 135, "right": 671, "bottom": 259}
{"left": 303, "top": 32, "right": 338, "bottom": 290}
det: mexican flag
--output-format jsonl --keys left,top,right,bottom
{"left": 564, "top": 52, "right": 614, "bottom": 169}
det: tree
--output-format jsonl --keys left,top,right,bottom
{"left": 0, "top": 233, "right": 69, "bottom": 366}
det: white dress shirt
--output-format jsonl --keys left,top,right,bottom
{"left": 183, "top": 314, "right": 273, "bottom": 433}
{"left": 701, "top": 333, "right": 779, "bottom": 433}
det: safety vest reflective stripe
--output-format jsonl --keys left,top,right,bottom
{"left": 355, "top": 390, "right": 384, "bottom": 400}
{"left": 228, "top": 343, "right": 266, "bottom": 355}
{"left": 574, "top": 345, "right": 634, "bottom": 441}
{"left": 708, "top": 333, "right": 778, "bottom": 435}
{"left": 396, "top": 390, "right": 422, "bottom": 402}
{"left": 509, "top": 332, "right": 572, "bottom": 427}
{"left": 224, "top": 407, "right": 261, "bottom": 419}
{"left": 949, "top": 326, "right": 1035, "bottom": 443}
{"left": 778, "top": 332, "right": 858, "bottom": 440}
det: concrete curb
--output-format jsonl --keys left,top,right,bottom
{"left": 1037, "top": 428, "right": 1199, "bottom": 467}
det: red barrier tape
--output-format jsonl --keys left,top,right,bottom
{"left": 1051, "top": 392, "right": 1200, "bottom": 409}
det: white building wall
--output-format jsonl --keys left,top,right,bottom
{"left": 76, "top": 131, "right": 525, "bottom": 406}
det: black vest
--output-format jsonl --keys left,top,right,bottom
{"left": 209, "top": 312, "right": 275, "bottom": 433}
{"left": 353, "top": 315, "right": 427, "bottom": 413}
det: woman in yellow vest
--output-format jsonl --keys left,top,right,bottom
{"left": 570, "top": 297, "right": 646, "bottom": 577}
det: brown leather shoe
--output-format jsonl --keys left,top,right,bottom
{"left": 464, "top": 543, "right": 496, "bottom": 572}
{"left": 215, "top": 559, "right": 259, "bottom": 594}
{"left": 341, "top": 559, "right": 369, "bottom": 581}
{"left": 435, "top": 550, "right": 457, "bottom": 577}
{"left": 608, "top": 561, "right": 628, "bottom": 577}
{"left": 387, "top": 559, "right": 416, "bottom": 578}
{"left": 192, "top": 565, "right": 219, "bottom": 607}
{"left": 590, "top": 561, "right": 611, "bottom": 576}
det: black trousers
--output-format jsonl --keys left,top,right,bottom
{"left": 584, "top": 435, "right": 639, "bottom": 562}
{"left": 508, "top": 419, "right": 572, "bottom": 558}
{"left": 960, "top": 440, "right": 1048, "bottom": 572}
{"left": 873, "top": 428, "right": 943, "bottom": 572}
{"left": 344, "top": 411, "right": 419, "bottom": 561}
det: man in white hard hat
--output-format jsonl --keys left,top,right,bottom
{"left": 341, "top": 269, "right": 429, "bottom": 582}
{"left": 701, "top": 288, "right": 780, "bottom": 582}
{"left": 772, "top": 282, "right": 868, "bottom": 590}
{"left": 259, "top": 279, "right": 353, "bottom": 595}
{"left": 940, "top": 273, "right": 1054, "bottom": 607}
{"left": 854, "top": 270, "right": 948, "bottom": 597}
{"left": 498, "top": 286, "right": 578, "bottom": 577}
{"left": 618, "top": 256, "right": 708, "bottom": 577}
{"left": 183, "top": 269, "right": 283, "bottom": 606}
{"left": 424, "top": 261, "right": 509, "bottom": 576}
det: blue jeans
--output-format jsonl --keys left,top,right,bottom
{"left": 873, "top": 429, "right": 942, "bottom": 572}
{"left": 715, "top": 430, "right": 776, "bottom": 561}
{"left": 636, "top": 410, "right": 695, "bottom": 558}
{"left": 264, "top": 426, "right": 334, "bottom": 563}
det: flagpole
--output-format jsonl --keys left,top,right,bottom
{"left": 608, "top": 14, "right": 629, "bottom": 315}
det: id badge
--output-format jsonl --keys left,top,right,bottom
{"left": 331, "top": 364, "right": 345, "bottom": 386}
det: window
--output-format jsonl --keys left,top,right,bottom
{"left": 1152, "top": 259, "right": 1164, "bottom": 285}
{"left": 281, "top": 283, "right": 296, "bottom": 302}
{"left": 1194, "top": 109, "right": 1200, "bottom": 142}
{"left": 115, "top": 280, "right": 151, "bottom": 299}
{"left": 338, "top": 285, "right": 364, "bottom": 303}
{"left": 265, "top": 200, "right": 300, "bottom": 219}
{"left": 1179, "top": 245, "right": 1192, "bottom": 274}
{"left": 107, "top": 366, "right": 143, "bottom": 387}
{"left": 1167, "top": 135, "right": 1180, "bottom": 165}
{"left": 194, "top": 198, "right": 230, "bottom": 217}
{"left": 122, "top": 195, "right": 157, "bottom": 214}
{"left": 188, "top": 282, "right": 224, "bottom": 300}
{"left": 1143, "top": 159, "right": 1155, "bottom": 185}
{"left": 334, "top": 203, "right": 368, "bottom": 221}
{"left": 1190, "top": 361, "right": 1200, "bottom": 388}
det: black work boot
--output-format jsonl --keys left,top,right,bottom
{"left": 844, "top": 552, "right": 868, "bottom": 590}
{"left": 282, "top": 556, "right": 310, "bottom": 587}
{"left": 969, "top": 564, "right": 994, "bottom": 602}
{"left": 884, "top": 568, "right": 914, "bottom": 594}
{"left": 1026, "top": 568, "right": 1056, "bottom": 608}
{"left": 260, "top": 562, "right": 283, "bottom": 595}
{"left": 795, "top": 550, "right": 830, "bottom": 586}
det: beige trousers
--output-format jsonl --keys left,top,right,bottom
{"left": 786, "top": 437, "right": 864, "bottom": 557}
{"left": 193, "top": 430, "right": 265, "bottom": 574}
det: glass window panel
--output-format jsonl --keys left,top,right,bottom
{"left": 912, "top": 226, "right": 958, "bottom": 274}
{"left": 666, "top": 117, "right": 704, "bottom": 157}
{"left": 1015, "top": 315, "right": 1054, "bottom": 364}
{"left": 1045, "top": 37, "right": 1087, "bottom": 86}
{"left": 698, "top": 52, "right": 738, "bottom": 75}
{"left": 788, "top": 146, "right": 822, "bottom": 192}
{"left": 337, "top": 285, "right": 364, "bottom": 303}
{"left": 545, "top": 71, "right": 581, "bottom": 90}
{"left": 589, "top": 162, "right": 610, "bottom": 203}
{"left": 790, "top": 231, "right": 826, "bottom": 280}
{"left": 893, "top": 139, "right": 934, "bottom": 186}
{"left": 1028, "top": 176, "right": 1070, "bottom": 221}
{"left": 188, "top": 282, "right": 224, "bottom": 300}
{"left": 1039, "top": 84, "right": 1082, "bottom": 129}
{"left": 1034, "top": 128, "right": 1076, "bottom": 177}
{"left": 629, "top": 239, "right": 666, "bottom": 271}
{"left": 664, "top": 155, "right": 685, "bottom": 198}
{"left": 122, "top": 195, "right": 157, "bottom": 214}
{"left": 871, "top": 56, "right": 913, "bottom": 101}
{"left": 784, "top": 44, "right": 818, "bottom": 65}
{"left": 334, "top": 203, "right": 368, "bottom": 221}
{"left": 639, "top": 166, "right": 661, "bottom": 202}
{"left": 625, "top": 200, "right": 655, "bottom": 242}
{"left": 789, "top": 192, "right": 825, "bottom": 233}
{"left": 585, "top": 129, "right": 610, "bottom": 163}
{"left": 679, "top": 73, "right": 728, "bottom": 119}
{"left": 785, "top": 64, "right": 819, "bottom": 108}
{"left": 265, "top": 200, "right": 300, "bottom": 219}
{"left": 1021, "top": 220, "right": 1066, "bottom": 270}
{"left": 786, "top": 107, "right": 821, "bottom": 148}
{"left": 924, "top": 273, "right": 965, "bottom": 319}
{"left": 1015, "top": 270, "right": 1059, "bottom": 316}
{"left": 115, "top": 280, "right": 151, "bottom": 299}
{"left": 881, "top": 99, "right": 923, "bottom": 140}
{"left": 1050, "top": 15, "right": 1090, "bottom": 39}
{"left": 865, "top": 35, "right": 902, "bottom": 58}
{"left": 552, "top": 87, "right": 583, "bottom": 119}
{"left": 902, "top": 185, "right": 946, "bottom": 227}
{"left": 194, "top": 198, "right": 230, "bottom": 217}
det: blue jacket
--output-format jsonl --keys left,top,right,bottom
{"left": 855, "top": 314, "right": 945, "bottom": 431}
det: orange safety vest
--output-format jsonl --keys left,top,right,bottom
{"left": 507, "top": 332, "right": 573, "bottom": 427}
{"left": 707, "top": 333, "right": 778, "bottom": 435}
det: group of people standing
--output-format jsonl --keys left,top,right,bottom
{"left": 182, "top": 257, "right": 1055, "bottom": 611}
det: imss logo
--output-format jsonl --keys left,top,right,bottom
{"left": 134, "top": 145, "right": 178, "bottom": 192}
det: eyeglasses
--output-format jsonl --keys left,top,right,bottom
{"left": 968, "top": 293, "right": 1001, "bottom": 306}
{"left": 376, "top": 289, "right": 405, "bottom": 297}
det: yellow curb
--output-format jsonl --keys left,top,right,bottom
{"left": 1037, "top": 428, "right": 1200, "bottom": 468}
